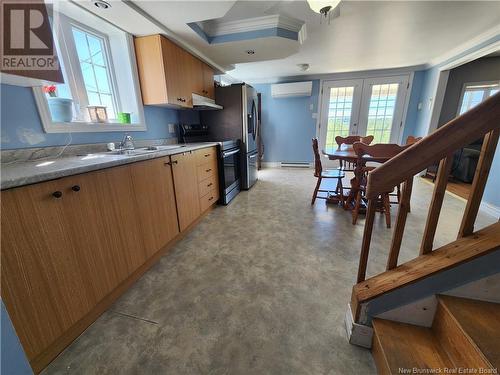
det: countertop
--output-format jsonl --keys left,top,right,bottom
{"left": 1, "top": 142, "right": 220, "bottom": 190}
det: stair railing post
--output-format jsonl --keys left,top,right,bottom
{"left": 357, "top": 198, "right": 376, "bottom": 283}
{"left": 458, "top": 129, "right": 500, "bottom": 237}
{"left": 387, "top": 178, "right": 414, "bottom": 270}
{"left": 420, "top": 155, "right": 454, "bottom": 255}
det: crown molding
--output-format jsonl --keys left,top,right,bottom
{"left": 429, "top": 24, "right": 500, "bottom": 68}
{"left": 202, "top": 14, "right": 305, "bottom": 36}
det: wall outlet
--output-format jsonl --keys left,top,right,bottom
{"left": 312, "top": 112, "right": 318, "bottom": 119}
{"left": 168, "top": 123, "right": 176, "bottom": 134}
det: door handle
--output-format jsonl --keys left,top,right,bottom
{"left": 222, "top": 149, "right": 240, "bottom": 157}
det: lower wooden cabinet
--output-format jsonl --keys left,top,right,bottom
{"left": 130, "top": 157, "right": 179, "bottom": 256}
{"left": 0, "top": 147, "right": 218, "bottom": 373}
{"left": 171, "top": 151, "right": 201, "bottom": 231}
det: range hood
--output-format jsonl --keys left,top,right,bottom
{"left": 192, "top": 93, "right": 223, "bottom": 110}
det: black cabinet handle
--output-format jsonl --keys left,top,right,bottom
{"left": 204, "top": 154, "right": 210, "bottom": 157}
{"left": 208, "top": 196, "right": 213, "bottom": 201}
{"left": 52, "top": 191, "right": 62, "bottom": 198}
{"left": 205, "top": 168, "right": 211, "bottom": 172}
{"left": 165, "top": 160, "right": 177, "bottom": 166}
{"left": 207, "top": 183, "right": 213, "bottom": 187}
{"left": 71, "top": 185, "right": 80, "bottom": 192}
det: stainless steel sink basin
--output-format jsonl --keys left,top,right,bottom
{"left": 103, "top": 145, "right": 186, "bottom": 156}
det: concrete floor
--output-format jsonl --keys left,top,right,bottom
{"left": 43, "top": 169, "right": 496, "bottom": 375}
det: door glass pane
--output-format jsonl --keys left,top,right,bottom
{"left": 366, "top": 83, "right": 399, "bottom": 144}
{"left": 325, "top": 86, "right": 354, "bottom": 151}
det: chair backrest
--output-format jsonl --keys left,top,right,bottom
{"left": 312, "top": 138, "right": 322, "bottom": 177}
{"left": 406, "top": 135, "right": 423, "bottom": 145}
{"left": 335, "top": 135, "right": 374, "bottom": 147}
{"left": 352, "top": 142, "right": 409, "bottom": 160}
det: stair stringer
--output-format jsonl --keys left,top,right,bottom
{"left": 357, "top": 249, "right": 500, "bottom": 326}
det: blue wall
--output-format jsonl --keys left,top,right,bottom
{"left": 402, "top": 70, "right": 425, "bottom": 140}
{"left": 411, "top": 67, "right": 441, "bottom": 137}
{"left": 253, "top": 80, "right": 319, "bottom": 163}
{"left": 0, "top": 84, "right": 199, "bottom": 149}
{"left": 1, "top": 301, "right": 33, "bottom": 375}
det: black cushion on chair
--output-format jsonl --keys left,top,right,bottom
{"left": 321, "top": 169, "right": 345, "bottom": 178}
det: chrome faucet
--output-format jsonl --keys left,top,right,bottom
{"left": 120, "top": 134, "right": 135, "bottom": 151}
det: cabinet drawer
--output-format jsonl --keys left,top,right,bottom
{"left": 195, "top": 147, "right": 217, "bottom": 166}
{"left": 198, "top": 174, "right": 218, "bottom": 198}
{"left": 197, "top": 161, "right": 217, "bottom": 181}
{"left": 199, "top": 188, "right": 219, "bottom": 212}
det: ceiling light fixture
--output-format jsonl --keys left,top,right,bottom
{"left": 246, "top": 50, "right": 255, "bottom": 55}
{"left": 297, "top": 63, "right": 310, "bottom": 72}
{"left": 307, "top": 0, "right": 341, "bottom": 24}
{"left": 94, "top": 0, "right": 111, "bottom": 9}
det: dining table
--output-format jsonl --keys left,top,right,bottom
{"left": 323, "top": 144, "right": 392, "bottom": 210}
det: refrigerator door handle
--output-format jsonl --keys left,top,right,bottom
{"left": 248, "top": 153, "right": 258, "bottom": 159}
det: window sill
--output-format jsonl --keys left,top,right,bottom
{"left": 43, "top": 121, "right": 147, "bottom": 133}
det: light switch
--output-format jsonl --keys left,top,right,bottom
{"left": 312, "top": 113, "right": 317, "bottom": 119}
{"left": 310, "top": 103, "right": 314, "bottom": 111}
{"left": 417, "top": 102, "right": 422, "bottom": 111}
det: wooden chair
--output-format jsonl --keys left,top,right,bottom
{"left": 351, "top": 142, "right": 411, "bottom": 228}
{"left": 335, "top": 135, "right": 375, "bottom": 172}
{"left": 311, "top": 138, "right": 346, "bottom": 205}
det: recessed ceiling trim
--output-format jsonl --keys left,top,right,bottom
{"left": 203, "top": 14, "right": 304, "bottom": 36}
{"left": 188, "top": 14, "right": 306, "bottom": 45}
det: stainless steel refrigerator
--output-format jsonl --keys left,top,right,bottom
{"left": 200, "top": 83, "right": 259, "bottom": 190}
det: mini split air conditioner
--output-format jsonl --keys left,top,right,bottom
{"left": 271, "top": 81, "right": 313, "bottom": 98}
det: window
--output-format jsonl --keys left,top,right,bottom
{"left": 366, "top": 83, "right": 399, "bottom": 144}
{"left": 458, "top": 82, "right": 500, "bottom": 115}
{"left": 33, "top": 2, "right": 145, "bottom": 133}
{"left": 72, "top": 27, "right": 117, "bottom": 119}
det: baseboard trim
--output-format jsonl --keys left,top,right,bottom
{"left": 261, "top": 161, "right": 313, "bottom": 168}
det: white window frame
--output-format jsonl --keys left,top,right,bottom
{"left": 33, "top": 9, "right": 146, "bottom": 133}
{"left": 457, "top": 80, "right": 500, "bottom": 116}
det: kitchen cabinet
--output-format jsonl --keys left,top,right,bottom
{"left": 134, "top": 34, "right": 215, "bottom": 108}
{"left": 202, "top": 63, "right": 215, "bottom": 99}
{"left": 1, "top": 146, "right": 218, "bottom": 373}
{"left": 130, "top": 157, "right": 179, "bottom": 256}
{"left": 1, "top": 179, "right": 99, "bottom": 361}
{"left": 195, "top": 146, "right": 219, "bottom": 211}
{"left": 171, "top": 151, "right": 201, "bottom": 231}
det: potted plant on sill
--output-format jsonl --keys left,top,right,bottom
{"left": 44, "top": 85, "right": 73, "bottom": 122}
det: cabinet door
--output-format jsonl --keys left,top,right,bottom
{"left": 202, "top": 63, "right": 215, "bottom": 99}
{"left": 130, "top": 157, "right": 180, "bottom": 256}
{"left": 1, "top": 181, "right": 97, "bottom": 360}
{"left": 171, "top": 151, "right": 201, "bottom": 231}
{"left": 83, "top": 167, "right": 147, "bottom": 278}
{"left": 160, "top": 36, "right": 187, "bottom": 108}
{"left": 187, "top": 53, "right": 204, "bottom": 97}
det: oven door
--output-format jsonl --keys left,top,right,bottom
{"left": 220, "top": 147, "right": 241, "bottom": 204}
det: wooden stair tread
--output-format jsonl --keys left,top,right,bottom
{"left": 353, "top": 222, "right": 500, "bottom": 309}
{"left": 372, "top": 319, "right": 454, "bottom": 373}
{"left": 438, "top": 295, "right": 500, "bottom": 369}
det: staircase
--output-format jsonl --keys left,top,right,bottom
{"left": 347, "top": 92, "right": 500, "bottom": 373}
{"left": 372, "top": 296, "right": 500, "bottom": 374}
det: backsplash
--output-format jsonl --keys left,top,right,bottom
{"left": 0, "top": 84, "right": 200, "bottom": 150}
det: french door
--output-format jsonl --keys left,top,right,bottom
{"left": 319, "top": 75, "right": 410, "bottom": 153}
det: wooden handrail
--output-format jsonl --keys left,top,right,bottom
{"left": 366, "top": 92, "right": 500, "bottom": 199}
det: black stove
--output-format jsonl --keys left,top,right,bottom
{"left": 179, "top": 124, "right": 241, "bottom": 205}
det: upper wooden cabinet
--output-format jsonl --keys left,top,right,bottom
{"left": 134, "top": 34, "right": 215, "bottom": 107}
